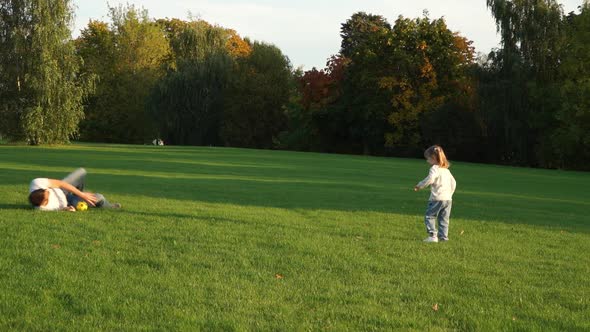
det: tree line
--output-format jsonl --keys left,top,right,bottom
{"left": 1, "top": 1, "right": 588, "bottom": 170}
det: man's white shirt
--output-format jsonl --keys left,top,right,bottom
{"left": 29, "top": 178, "right": 68, "bottom": 211}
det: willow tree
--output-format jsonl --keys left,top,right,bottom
{"left": 221, "top": 41, "right": 293, "bottom": 149}
{"left": 550, "top": 3, "right": 590, "bottom": 169}
{"left": 485, "top": 0, "right": 564, "bottom": 165}
{"left": 148, "top": 22, "right": 233, "bottom": 146}
{"left": 0, "top": 0, "right": 93, "bottom": 144}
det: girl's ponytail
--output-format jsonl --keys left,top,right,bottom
{"left": 425, "top": 145, "right": 450, "bottom": 168}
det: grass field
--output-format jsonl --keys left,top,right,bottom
{"left": 0, "top": 143, "right": 588, "bottom": 331}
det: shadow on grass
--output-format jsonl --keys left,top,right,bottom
{"left": 121, "top": 210, "right": 251, "bottom": 226}
{"left": 0, "top": 204, "right": 30, "bottom": 210}
{"left": 96, "top": 172, "right": 589, "bottom": 233}
{"left": 2, "top": 146, "right": 589, "bottom": 233}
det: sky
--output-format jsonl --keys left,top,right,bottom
{"left": 72, "top": 0, "right": 585, "bottom": 70}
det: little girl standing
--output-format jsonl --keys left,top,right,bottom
{"left": 414, "top": 145, "right": 457, "bottom": 243}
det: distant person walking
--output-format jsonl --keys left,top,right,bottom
{"left": 28, "top": 168, "right": 121, "bottom": 211}
{"left": 414, "top": 145, "right": 456, "bottom": 243}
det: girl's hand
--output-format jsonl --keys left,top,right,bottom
{"left": 65, "top": 206, "right": 76, "bottom": 212}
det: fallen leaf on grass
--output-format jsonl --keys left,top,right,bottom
{"left": 460, "top": 230, "right": 465, "bottom": 235}
{"left": 512, "top": 316, "right": 517, "bottom": 321}
{"left": 274, "top": 274, "right": 284, "bottom": 279}
{"left": 51, "top": 244, "right": 61, "bottom": 249}
{"left": 432, "top": 303, "right": 439, "bottom": 311}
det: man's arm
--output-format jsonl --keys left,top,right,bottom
{"left": 46, "top": 179, "right": 98, "bottom": 206}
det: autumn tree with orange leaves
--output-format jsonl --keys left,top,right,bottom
{"left": 287, "top": 12, "right": 478, "bottom": 156}
{"left": 380, "top": 14, "right": 479, "bottom": 158}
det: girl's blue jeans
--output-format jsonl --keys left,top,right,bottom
{"left": 424, "top": 200, "right": 452, "bottom": 239}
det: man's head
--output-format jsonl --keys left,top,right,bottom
{"left": 29, "top": 189, "right": 48, "bottom": 207}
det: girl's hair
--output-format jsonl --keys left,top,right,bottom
{"left": 424, "top": 145, "right": 450, "bottom": 168}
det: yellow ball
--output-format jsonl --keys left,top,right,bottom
{"left": 76, "top": 201, "right": 88, "bottom": 211}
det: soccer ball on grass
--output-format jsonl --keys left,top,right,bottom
{"left": 76, "top": 201, "right": 88, "bottom": 211}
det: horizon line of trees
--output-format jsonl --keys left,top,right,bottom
{"left": 1, "top": 1, "right": 589, "bottom": 170}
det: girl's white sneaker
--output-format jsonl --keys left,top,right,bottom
{"left": 423, "top": 236, "right": 439, "bottom": 243}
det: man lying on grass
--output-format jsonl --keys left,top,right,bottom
{"left": 28, "top": 168, "right": 121, "bottom": 211}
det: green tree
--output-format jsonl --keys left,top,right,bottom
{"left": 0, "top": 0, "right": 93, "bottom": 144}
{"left": 75, "top": 20, "right": 116, "bottom": 141}
{"left": 149, "top": 20, "right": 232, "bottom": 145}
{"left": 487, "top": 0, "right": 563, "bottom": 77}
{"left": 157, "top": 19, "right": 250, "bottom": 65}
{"left": 77, "top": 5, "right": 170, "bottom": 143}
{"left": 485, "top": 0, "right": 564, "bottom": 165}
{"left": 336, "top": 12, "right": 392, "bottom": 155}
{"left": 221, "top": 41, "right": 292, "bottom": 148}
{"left": 150, "top": 55, "right": 231, "bottom": 145}
{"left": 550, "top": 3, "right": 590, "bottom": 169}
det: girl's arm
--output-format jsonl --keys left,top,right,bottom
{"left": 415, "top": 166, "right": 438, "bottom": 190}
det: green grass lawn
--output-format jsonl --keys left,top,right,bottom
{"left": 0, "top": 143, "right": 588, "bottom": 331}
